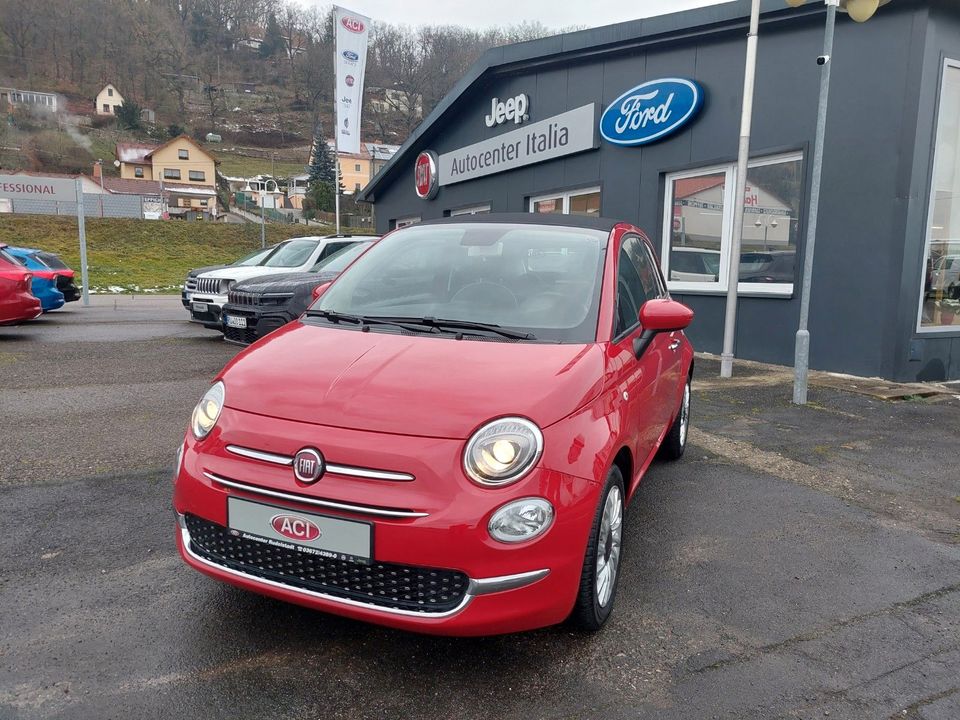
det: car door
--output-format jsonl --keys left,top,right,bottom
{"left": 609, "top": 235, "right": 669, "bottom": 490}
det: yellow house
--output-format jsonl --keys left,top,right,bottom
{"left": 116, "top": 135, "right": 219, "bottom": 217}
{"left": 96, "top": 84, "right": 124, "bottom": 115}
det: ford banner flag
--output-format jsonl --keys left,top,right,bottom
{"left": 334, "top": 5, "right": 371, "bottom": 155}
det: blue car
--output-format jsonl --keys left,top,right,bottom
{"left": 5, "top": 246, "right": 68, "bottom": 312}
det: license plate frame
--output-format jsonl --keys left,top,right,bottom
{"left": 225, "top": 315, "right": 247, "bottom": 329}
{"left": 226, "top": 496, "right": 373, "bottom": 565}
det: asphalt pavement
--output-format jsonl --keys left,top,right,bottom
{"left": 1, "top": 296, "right": 958, "bottom": 720}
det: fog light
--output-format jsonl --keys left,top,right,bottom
{"left": 488, "top": 498, "right": 554, "bottom": 544}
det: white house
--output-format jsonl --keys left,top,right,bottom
{"left": 96, "top": 84, "right": 124, "bottom": 116}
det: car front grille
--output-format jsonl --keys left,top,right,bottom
{"left": 185, "top": 514, "right": 470, "bottom": 613}
{"left": 194, "top": 277, "right": 222, "bottom": 294}
{"left": 228, "top": 290, "right": 260, "bottom": 306}
{"left": 224, "top": 325, "right": 259, "bottom": 345}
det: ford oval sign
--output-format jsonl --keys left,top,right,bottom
{"left": 600, "top": 78, "right": 703, "bottom": 147}
{"left": 342, "top": 50, "right": 359, "bottom": 62}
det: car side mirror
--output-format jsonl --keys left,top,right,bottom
{"left": 633, "top": 299, "right": 694, "bottom": 359}
{"left": 311, "top": 282, "right": 331, "bottom": 301}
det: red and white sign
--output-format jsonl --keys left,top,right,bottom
{"left": 0, "top": 175, "right": 77, "bottom": 203}
{"left": 414, "top": 151, "right": 439, "bottom": 200}
{"left": 340, "top": 15, "right": 365, "bottom": 33}
{"left": 271, "top": 514, "right": 322, "bottom": 542}
{"left": 334, "top": 5, "right": 371, "bottom": 155}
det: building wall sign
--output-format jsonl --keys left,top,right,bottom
{"left": 600, "top": 78, "right": 703, "bottom": 146}
{"left": 439, "top": 103, "right": 597, "bottom": 187}
{"left": 414, "top": 150, "right": 439, "bottom": 199}
{"left": 485, "top": 93, "right": 529, "bottom": 127}
{"left": 0, "top": 175, "right": 77, "bottom": 202}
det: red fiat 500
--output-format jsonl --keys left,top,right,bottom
{"left": 174, "top": 214, "right": 694, "bottom": 636}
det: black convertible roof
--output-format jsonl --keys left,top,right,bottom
{"left": 419, "top": 213, "right": 620, "bottom": 232}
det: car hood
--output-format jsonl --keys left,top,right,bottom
{"left": 221, "top": 322, "right": 605, "bottom": 439}
{"left": 188, "top": 264, "right": 228, "bottom": 278}
{"left": 197, "top": 266, "right": 307, "bottom": 282}
{"left": 234, "top": 271, "right": 338, "bottom": 294}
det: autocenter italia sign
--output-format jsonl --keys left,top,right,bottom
{"left": 435, "top": 104, "right": 598, "bottom": 187}
{"left": 0, "top": 175, "right": 77, "bottom": 202}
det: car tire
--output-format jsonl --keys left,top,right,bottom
{"left": 659, "top": 376, "right": 691, "bottom": 461}
{"left": 569, "top": 465, "right": 625, "bottom": 632}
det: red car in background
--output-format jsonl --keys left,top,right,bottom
{"left": 0, "top": 249, "right": 41, "bottom": 325}
{"left": 174, "top": 215, "right": 695, "bottom": 636}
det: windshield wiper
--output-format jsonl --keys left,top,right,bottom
{"left": 367, "top": 316, "right": 536, "bottom": 341}
{"left": 304, "top": 309, "right": 439, "bottom": 335}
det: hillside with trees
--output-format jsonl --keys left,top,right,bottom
{"left": 0, "top": 0, "right": 563, "bottom": 180}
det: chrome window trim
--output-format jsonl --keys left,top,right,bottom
{"left": 177, "top": 515, "right": 549, "bottom": 618}
{"left": 203, "top": 471, "right": 428, "bottom": 518}
{"left": 226, "top": 444, "right": 415, "bottom": 482}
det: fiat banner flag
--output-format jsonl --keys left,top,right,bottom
{"left": 334, "top": 5, "right": 371, "bottom": 155}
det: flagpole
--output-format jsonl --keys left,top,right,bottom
{"left": 333, "top": 14, "right": 341, "bottom": 236}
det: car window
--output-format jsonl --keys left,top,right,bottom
{"left": 311, "top": 242, "right": 367, "bottom": 273}
{"left": 261, "top": 239, "right": 321, "bottom": 267}
{"left": 35, "top": 252, "right": 69, "bottom": 270}
{"left": 318, "top": 240, "right": 355, "bottom": 261}
{"left": 615, "top": 236, "right": 661, "bottom": 338}
{"left": 234, "top": 246, "right": 275, "bottom": 266}
{"left": 0, "top": 248, "right": 25, "bottom": 266}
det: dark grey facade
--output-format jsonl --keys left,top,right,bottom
{"left": 360, "top": 0, "right": 960, "bottom": 382}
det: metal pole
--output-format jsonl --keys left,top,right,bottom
{"left": 794, "top": 1, "right": 837, "bottom": 404}
{"left": 333, "top": 28, "right": 341, "bottom": 236}
{"left": 75, "top": 178, "right": 90, "bottom": 307}
{"left": 720, "top": 0, "right": 761, "bottom": 378}
{"left": 260, "top": 187, "right": 266, "bottom": 248}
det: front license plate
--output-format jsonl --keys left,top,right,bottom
{"left": 192, "top": 301, "right": 208, "bottom": 313}
{"left": 227, "top": 496, "right": 372, "bottom": 565}
{"left": 225, "top": 315, "right": 247, "bottom": 329}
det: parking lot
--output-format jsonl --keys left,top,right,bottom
{"left": 2, "top": 296, "right": 959, "bottom": 720}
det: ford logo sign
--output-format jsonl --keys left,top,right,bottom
{"left": 600, "top": 78, "right": 703, "bottom": 147}
{"left": 342, "top": 50, "right": 359, "bottom": 62}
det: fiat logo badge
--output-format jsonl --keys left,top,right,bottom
{"left": 293, "top": 448, "right": 325, "bottom": 483}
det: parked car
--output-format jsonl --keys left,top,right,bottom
{"left": 0, "top": 247, "right": 42, "bottom": 325}
{"left": 3, "top": 246, "right": 76, "bottom": 311}
{"left": 188, "top": 236, "right": 368, "bottom": 329}
{"left": 669, "top": 246, "right": 720, "bottom": 281}
{"left": 222, "top": 239, "right": 377, "bottom": 346}
{"left": 738, "top": 250, "right": 796, "bottom": 284}
{"left": 929, "top": 254, "right": 960, "bottom": 300}
{"left": 174, "top": 214, "right": 694, "bottom": 636}
{"left": 4, "top": 246, "right": 81, "bottom": 304}
{"left": 182, "top": 245, "right": 280, "bottom": 310}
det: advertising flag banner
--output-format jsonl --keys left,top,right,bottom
{"left": 334, "top": 5, "right": 371, "bottom": 155}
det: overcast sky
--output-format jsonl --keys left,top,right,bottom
{"left": 322, "top": 0, "right": 734, "bottom": 30}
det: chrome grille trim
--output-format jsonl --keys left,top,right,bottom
{"left": 203, "top": 471, "right": 429, "bottom": 518}
{"left": 226, "top": 444, "right": 415, "bottom": 482}
{"left": 177, "top": 513, "right": 549, "bottom": 618}
{"left": 195, "top": 277, "right": 224, "bottom": 295}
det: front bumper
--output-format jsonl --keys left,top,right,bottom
{"left": 173, "top": 411, "right": 601, "bottom": 635}
{"left": 185, "top": 293, "right": 227, "bottom": 329}
{"left": 221, "top": 302, "right": 294, "bottom": 346}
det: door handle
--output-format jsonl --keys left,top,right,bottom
{"left": 668, "top": 339, "right": 681, "bottom": 351}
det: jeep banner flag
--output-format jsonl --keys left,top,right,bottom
{"left": 334, "top": 5, "right": 371, "bottom": 155}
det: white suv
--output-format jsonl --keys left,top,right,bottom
{"left": 187, "top": 235, "right": 366, "bottom": 328}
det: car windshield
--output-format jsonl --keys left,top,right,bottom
{"left": 261, "top": 239, "right": 320, "bottom": 268}
{"left": 310, "top": 242, "right": 368, "bottom": 273}
{"left": 34, "top": 251, "right": 69, "bottom": 270}
{"left": 312, "top": 223, "right": 608, "bottom": 343}
{"left": 234, "top": 246, "right": 275, "bottom": 266}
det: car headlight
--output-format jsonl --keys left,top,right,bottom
{"left": 463, "top": 417, "right": 543, "bottom": 486}
{"left": 488, "top": 498, "right": 554, "bottom": 543}
{"left": 219, "top": 279, "right": 235, "bottom": 294}
{"left": 191, "top": 381, "right": 224, "bottom": 440}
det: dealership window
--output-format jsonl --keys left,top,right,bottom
{"left": 919, "top": 59, "right": 960, "bottom": 331}
{"left": 164, "top": 168, "right": 181, "bottom": 180}
{"left": 662, "top": 152, "right": 803, "bottom": 296}
{"left": 450, "top": 204, "right": 491, "bottom": 216}
{"left": 134, "top": 167, "right": 144, "bottom": 178}
{"left": 530, "top": 187, "right": 601, "bottom": 216}
{"left": 179, "top": 149, "right": 189, "bottom": 160}
{"left": 395, "top": 216, "right": 420, "bottom": 229}
{"left": 189, "top": 170, "right": 205, "bottom": 181}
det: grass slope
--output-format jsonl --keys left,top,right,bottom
{"left": 0, "top": 215, "right": 312, "bottom": 293}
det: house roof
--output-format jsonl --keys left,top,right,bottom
{"left": 674, "top": 176, "right": 726, "bottom": 200}
{"left": 116, "top": 142, "right": 157, "bottom": 164}
{"left": 98, "top": 177, "right": 163, "bottom": 195}
{"left": 143, "top": 134, "right": 218, "bottom": 163}
{"left": 356, "top": 0, "right": 847, "bottom": 204}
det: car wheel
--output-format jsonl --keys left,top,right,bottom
{"left": 570, "top": 466, "right": 625, "bottom": 632}
{"left": 659, "top": 377, "right": 691, "bottom": 460}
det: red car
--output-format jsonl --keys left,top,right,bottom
{"left": 174, "top": 215, "right": 694, "bottom": 636}
{"left": 0, "top": 248, "right": 41, "bottom": 326}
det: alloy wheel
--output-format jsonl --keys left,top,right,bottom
{"left": 595, "top": 485, "right": 623, "bottom": 608}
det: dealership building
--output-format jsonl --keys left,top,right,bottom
{"left": 359, "top": 0, "right": 960, "bottom": 382}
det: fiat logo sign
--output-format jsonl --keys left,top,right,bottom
{"left": 414, "top": 150, "right": 439, "bottom": 200}
{"left": 271, "top": 514, "right": 322, "bottom": 542}
{"left": 293, "top": 448, "right": 325, "bottom": 483}
{"left": 341, "top": 16, "right": 365, "bottom": 33}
